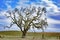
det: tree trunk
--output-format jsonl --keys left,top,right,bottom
{"left": 42, "top": 30, "right": 44, "bottom": 39}
{"left": 22, "top": 30, "right": 27, "bottom": 38}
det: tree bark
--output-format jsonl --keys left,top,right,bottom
{"left": 21, "top": 30, "right": 27, "bottom": 38}
{"left": 42, "top": 30, "right": 44, "bottom": 39}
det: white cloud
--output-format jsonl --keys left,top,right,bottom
{"left": 42, "top": 0, "right": 58, "bottom": 11}
{"left": 45, "top": 27, "right": 60, "bottom": 32}
{"left": 4, "top": 24, "right": 20, "bottom": 31}
{"left": 16, "top": 0, "right": 30, "bottom": 8}
{"left": 16, "top": 0, "right": 60, "bottom": 15}
{"left": 0, "top": 11, "right": 19, "bottom": 31}
{"left": 0, "top": 11, "right": 11, "bottom": 25}
{"left": 0, "top": 11, "right": 6, "bottom": 16}
{"left": 41, "top": 0, "right": 60, "bottom": 15}
{"left": 44, "top": 17, "right": 60, "bottom": 32}
{"left": 47, "top": 18, "right": 60, "bottom": 24}
{"left": 0, "top": 0, "right": 60, "bottom": 32}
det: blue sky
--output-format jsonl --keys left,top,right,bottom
{"left": 0, "top": 0, "right": 60, "bottom": 32}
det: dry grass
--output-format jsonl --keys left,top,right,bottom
{"left": 0, "top": 36, "right": 59, "bottom": 40}
{"left": 0, "top": 31, "right": 60, "bottom": 40}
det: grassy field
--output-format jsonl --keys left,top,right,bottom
{"left": 0, "top": 31, "right": 60, "bottom": 40}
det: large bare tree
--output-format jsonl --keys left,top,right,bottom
{"left": 5, "top": 6, "right": 48, "bottom": 38}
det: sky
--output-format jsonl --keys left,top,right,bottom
{"left": 0, "top": 0, "right": 60, "bottom": 32}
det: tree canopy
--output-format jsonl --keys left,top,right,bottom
{"left": 5, "top": 6, "right": 48, "bottom": 38}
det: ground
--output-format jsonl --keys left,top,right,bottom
{"left": 0, "top": 36, "right": 59, "bottom": 40}
{"left": 0, "top": 31, "right": 60, "bottom": 40}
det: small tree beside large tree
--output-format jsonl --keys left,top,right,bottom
{"left": 5, "top": 6, "right": 48, "bottom": 38}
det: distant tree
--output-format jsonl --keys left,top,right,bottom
{"left": 5, "top": 6, "right": 48, "bottom": 38}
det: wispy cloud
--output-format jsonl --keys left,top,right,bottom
{"left": 0, "top": 0, "right": 60, "bottom": 32}
{"left": 47, "top": 18, "right": 60, "bottom": 24}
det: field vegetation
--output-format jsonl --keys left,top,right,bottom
{"left": 0, "top": 31, "right": 60, "bottom": 40}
